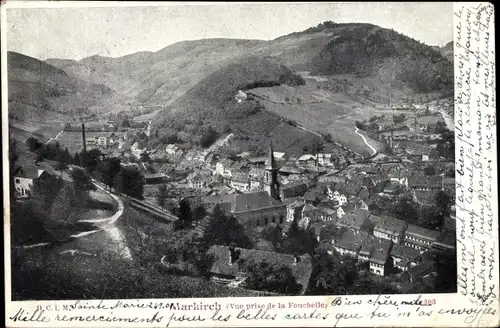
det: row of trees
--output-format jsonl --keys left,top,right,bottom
{"left": 369, "top": 190, "right": 452, "bottom": 229}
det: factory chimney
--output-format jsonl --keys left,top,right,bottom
{"left": 82, "top": 123, "right": 87, "bottom": 151}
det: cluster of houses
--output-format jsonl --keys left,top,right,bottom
{"left": 192, "top": 146, "right": 455, "bottom": 286}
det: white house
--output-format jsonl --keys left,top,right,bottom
{"left": 13, "top": 167, "right": 52, "bottom": 198}
{"left": 317, "top": 153, "right": 333, "bottom": 166}
{"left": 165, "top": 144, "right": 181, "bottom": 156}
{"left": 97, "top": 136, "right": 107, "bottom": 147}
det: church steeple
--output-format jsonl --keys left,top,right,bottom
{"left": 264, "top": 141, "right": 280, "bottom": 200}
{"left": 266, "top": 141, "right": 276, "bottom": 170}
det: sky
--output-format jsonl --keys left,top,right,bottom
{"left": 6, "top": 2, "right": 454, "bottom": 61}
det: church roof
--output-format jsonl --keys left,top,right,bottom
{"left": 232, "top": 191, "right": 284, "bottom": 213}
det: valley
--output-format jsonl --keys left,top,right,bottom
{"left": 7, "top": 16, "right": 457, "bottom": 301}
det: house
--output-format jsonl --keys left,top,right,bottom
{"left": 297, "top": 154, "right": 316, "bottom": 166}
{"left": 247, "top": 157, "right": 267, "bottom": 166}
{"left": 230, "top": 171, "right": 250, "bottom": 191}
{"left": 416, "top": 115, "right": 445, "bottom": 132}
{"left": 336, "top": 201, "right": 357, "bottom": 219}
{"left": 286, "top": 199, "right": 305, "bottom": 223}
{"left": 230, "top": 191, "right": 286, "bottom": 227}
{"left": 316, "top": 153, "right": 333, "bottom": 166}
{"left": 13, "top": 166, "right": 55, "bottom": 198}
{"left": 207, "top": 245, "right": 312, "bottom": 294}
{"left": 279, "top": 165, "right": 306, "bottom": 176}
{"left": 401, "top": 261, "right": 437, "bottom": 283}
{"left": 270, "top": 152, "right": 286, "bottom": 163}
{"left": 332, "top": 230, "right": 369, "bottom": 257}
{"left": 327, "top": 183, "right": 349, "bottom": 206}
{"left": 412, "top": 190, "right": 438, "bottom": 205}
{"left": 303, "top": 188, "right": 323, "bottom": 205}
{"left": 317, "top": 174, "right": 347, "bottom": 186}
{"left": 236, "top": 152, "right": 251, "bottom": 159}
{"left": 369, "top": 238, "right": 393, "bottom": 276}
{"left": 404, "top": 224, "right": 441, "bottom": 250}
{"left": 187, "top": 172, "right": 210, "bottom": 190}
{"left": 318, "top": 207, "right": 337, "bottom": 224}
{"left": 336, "top": 208, "right": 372, "bottom": 233}
{"left": 301, "top": 203, "right": 321, "bottom": 221}
{"left": 373, "top": 216, "right": 408, "bottom": 244}
{"left": 390, "top": 244, "right": 422, "bottom": 271}
{"left": 408, "top": 175, "right": 443, "bottom": 191}
{"left": 235, "top": 90, "right": 248, "bottom": 103}
{"left": 215, "top": 159, "right": 235, "bottom": 178}
{"left": 280, "top": 179, "right": 315, "bottom": 199}
{"left": 248, "top": 168, "right": 265, "bottom": 190}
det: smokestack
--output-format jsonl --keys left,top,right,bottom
{"left": 82, "top": 123, "right": 87, "bottom": 151}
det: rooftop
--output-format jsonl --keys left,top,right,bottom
{"left": 391, "top": 244, "right": 421, "bottom": 261}
{"left": 207, "top": 245, "right": 312, "bottom": 291}
{"left": 406, "top": 224, "right": 441, "bottom": 240}
{"left": 374, "top": 215, "right": 407, "bottom": 235}
{"left": 232, "top": 191, "right": 284, "bottom": 213}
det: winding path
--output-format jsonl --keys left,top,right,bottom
{"left": 45, "top": 130, "right": 64, "bottom": 144}
{"left": 354, "top": 126, "right": 377, "bottom": 157}
{"left": 77, "top": 181, "right": 124, "bottom": 225}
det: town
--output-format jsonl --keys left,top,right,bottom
{"left": 11, "top": 91, "right": 456, "bottom": 297}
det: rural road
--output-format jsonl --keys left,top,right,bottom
{"left": 18, "top": 177, "right": 131, "bottom": 259}
{"left": 77, "top": 181, "right": 124, "bottom": 225}
{"left": 45, "top": 130, "right": 64, "bottom": 144}
{"left": 354, "top": 126, "right": 377, "bottom": 157}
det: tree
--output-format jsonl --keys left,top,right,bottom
{"left": 199, "top": 126, "right": 218, "bottom": 148}
{"left": 202, "top": 204, "right": 253, "bottom": 248}
{"left": 424, "top": 165, "right": 437, "bottom": 175}
{"left": 140, "top": 150, "right": 151, "bottom": 163}
{"left": 278, "top": 219, "right": 318, "bottom": 256}
{"left": 244, "top": 260, "right": 302, "bottom": 294}
{"left": 417, "top": 205, "right": 444, "bottom": 229}
{"left": 120, "top": 116, "right": 131, "bottom": 128}
{"left": 385, "top": 196, "right": 418, "bottom": 224}
{"left": 70, "top": 167, "right": 95, "bottom": 203}
{"left": 32, "top": 175, "right": 64, "bottom": 208}
{"left": 435, "top": 190, "right": 452, "bottom": 216}
{"left": 176, "top": 198, "right": 193, "bottom": 229}
{"left": 54, "top": 160, "right": 68, "bottom": 175}
{"left": 73, "top": 152, "right": 80, "bottom": 166}
{"left": 192, "top": 204, "right": 207, "bottom": 222}
{"left": 26, "top": 137, "right": 43, "bottom": 153}
{"left": 306, "top": 252, "right": 358, "bottom": 295}
{"left": 97, "top": 157, "right": 121, "bottom": 191}
{"left": 117, "top": 166, "right": 144, "bottom": 198}
{"left": 9, "top": 138, "right": 22, "bottom": 201}
{"left": 156, "top": 184, "right": 169, "bottom": 210}
{"left": 63, "top": 123, "right": 72, "bottom": 131}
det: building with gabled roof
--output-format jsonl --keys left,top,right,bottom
{"left": 207, "top": 245, "right": 312, "bottom": 294}
{"left": 404, "top": 224, "right": 441, "bottom": 250}
{"left": 390, "top": 244, "right": 422, "bottom": 271}
{"left": 373, "top": 215, "right": 408, "bottom": 244}
{"left": 14, "top": 166, "right": 55, "bottom": 198}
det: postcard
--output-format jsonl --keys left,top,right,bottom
{"left": 2, "top": 1, "right": 498, "bottom": 327}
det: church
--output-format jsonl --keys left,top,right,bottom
{"left": 217, "top": 143, "right": 287, "bottom": 227}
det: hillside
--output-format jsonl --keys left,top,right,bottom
{"left": 436, "top": 41, "right": 453, "bottom": 63}
{"left": 152, "top": 56, "right": 325, "bottom": 155}
{"left": 47, "top": 39, "right": 266, "bottom": 105}
{"left": 46, "top": 23, "right": 453, "bottom": 106}
{"left": 304, "top": 23, "right": 453, "bottom": 93}
{"left": 8, "top": 52, "right": 122, "bottom": 123}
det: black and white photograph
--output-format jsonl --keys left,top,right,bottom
{"left": 6, "top": 2, "right": 458, "bottom": 302}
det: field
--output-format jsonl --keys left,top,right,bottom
{"left": 250, "top": 83, "right": 381, "bottom": 157}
